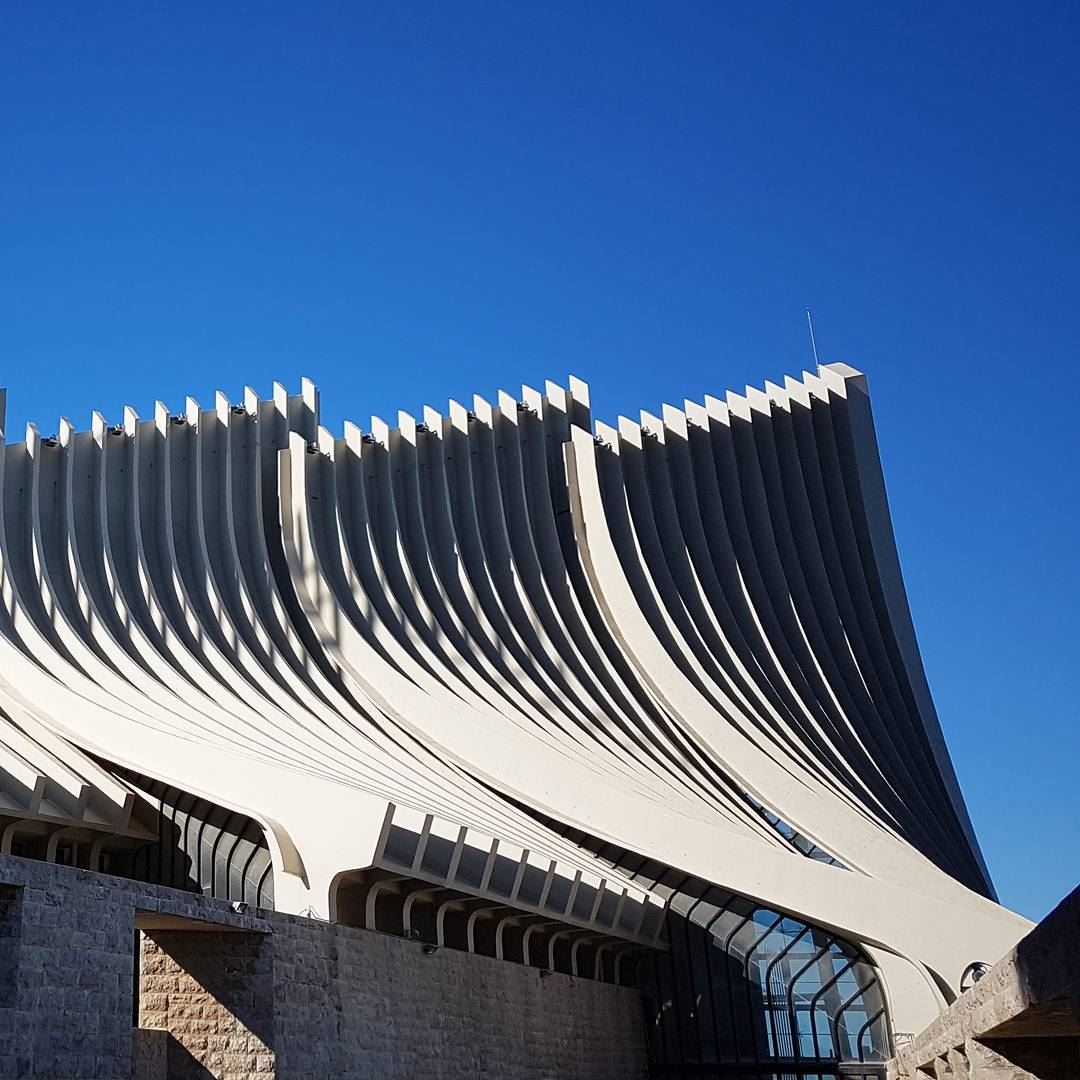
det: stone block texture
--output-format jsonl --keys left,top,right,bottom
{"left": 0, "top": 855, "right": 647, "bottom": 1079}
{"left": 0, "top": 856, "right": 266, "bottom": 1080}
{"left": 131, "top": 1030, "right": 167, "bottom": 1080}
{"left": 0, "top": 865, "right": 137, "bottom": 1080}
{"left": 140, "top": 931, "right": 274, "bottom": 1080}
{"left": 269, "top": 912, "right": 646, "bottom": 1080}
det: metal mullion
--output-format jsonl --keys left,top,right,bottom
{"left": 760, "top": 922, "right": 810, "bottom": 1059}
{"left": 807, "top": 956, "right": 855, "bottom": 1060}
{"left": 830, "top": 972, "right": 879, "bottom": 1062}
{"left": 741, "top": 911, "right": 786, "bottom": 1063}
{"left": 719, "top": 906, "right": 755, "bottom": 1064}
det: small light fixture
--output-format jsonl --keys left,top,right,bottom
{"left": 421, "top": 943, "right": 439, "bottom": 956}
{"left": 230, "top": 901, "right": 249, "bottom": 915}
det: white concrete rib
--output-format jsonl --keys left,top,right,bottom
{"left": 0, "top": 366, "right": 1030, "bottom": 1028}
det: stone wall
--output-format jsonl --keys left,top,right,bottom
{"left": 140, "top": 931, "right": 275, "bottom": 1079}
{"left": 0, "top": 855, "right": 268, "bottom": 1080}
{"left": 0, "top": 854, "right": 648, "bottom": 1080}
{"left": 269, "top": 910, "right": 647, "bottom": 1080}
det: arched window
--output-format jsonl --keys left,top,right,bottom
{"left": 638, "top": 888, "right": 890, "bottom": 1077}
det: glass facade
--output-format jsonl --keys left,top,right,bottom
{"left": 534, "top": 816, "right": 891, "bottom": 1078}
{"left": 638, "top": 889, "right": 890, "bottom": 1078}
{"left": 108, "top": 767, "right": 275, "bottom": 909}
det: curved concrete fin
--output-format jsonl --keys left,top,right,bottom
{"left": 0, "top": 363, "right": 1019, "bottom": 1027}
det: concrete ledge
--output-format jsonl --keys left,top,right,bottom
{"left": 889, "top": 884, "right": 1080, "bottom": 1079}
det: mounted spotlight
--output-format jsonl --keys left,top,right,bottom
{"left": 960, "top": 962, "right": 991, "bottom": 993}
{"left": 230, "top": 901, "right": 249, "bottom": 915}
{"left": 421, "top": 943, "right": 439, "bottom": 956}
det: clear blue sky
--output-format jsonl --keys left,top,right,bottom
{"left": 2, "top": 4, "right": 1076, "bottom": 921}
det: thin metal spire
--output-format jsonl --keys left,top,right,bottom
{"left": 805, "top": 309, "right": 821, "bottom": 371}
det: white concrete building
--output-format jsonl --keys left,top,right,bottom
{"left": 0, "top": 365, "right": 1030, "bottom": 1077}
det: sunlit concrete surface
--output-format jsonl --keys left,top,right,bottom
{"left": 0, "top": 364, "right": 1037, "bottom": 1077}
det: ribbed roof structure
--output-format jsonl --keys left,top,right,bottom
{"left": 0, "top": 365, "right": 1030, "bottom": 1037}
